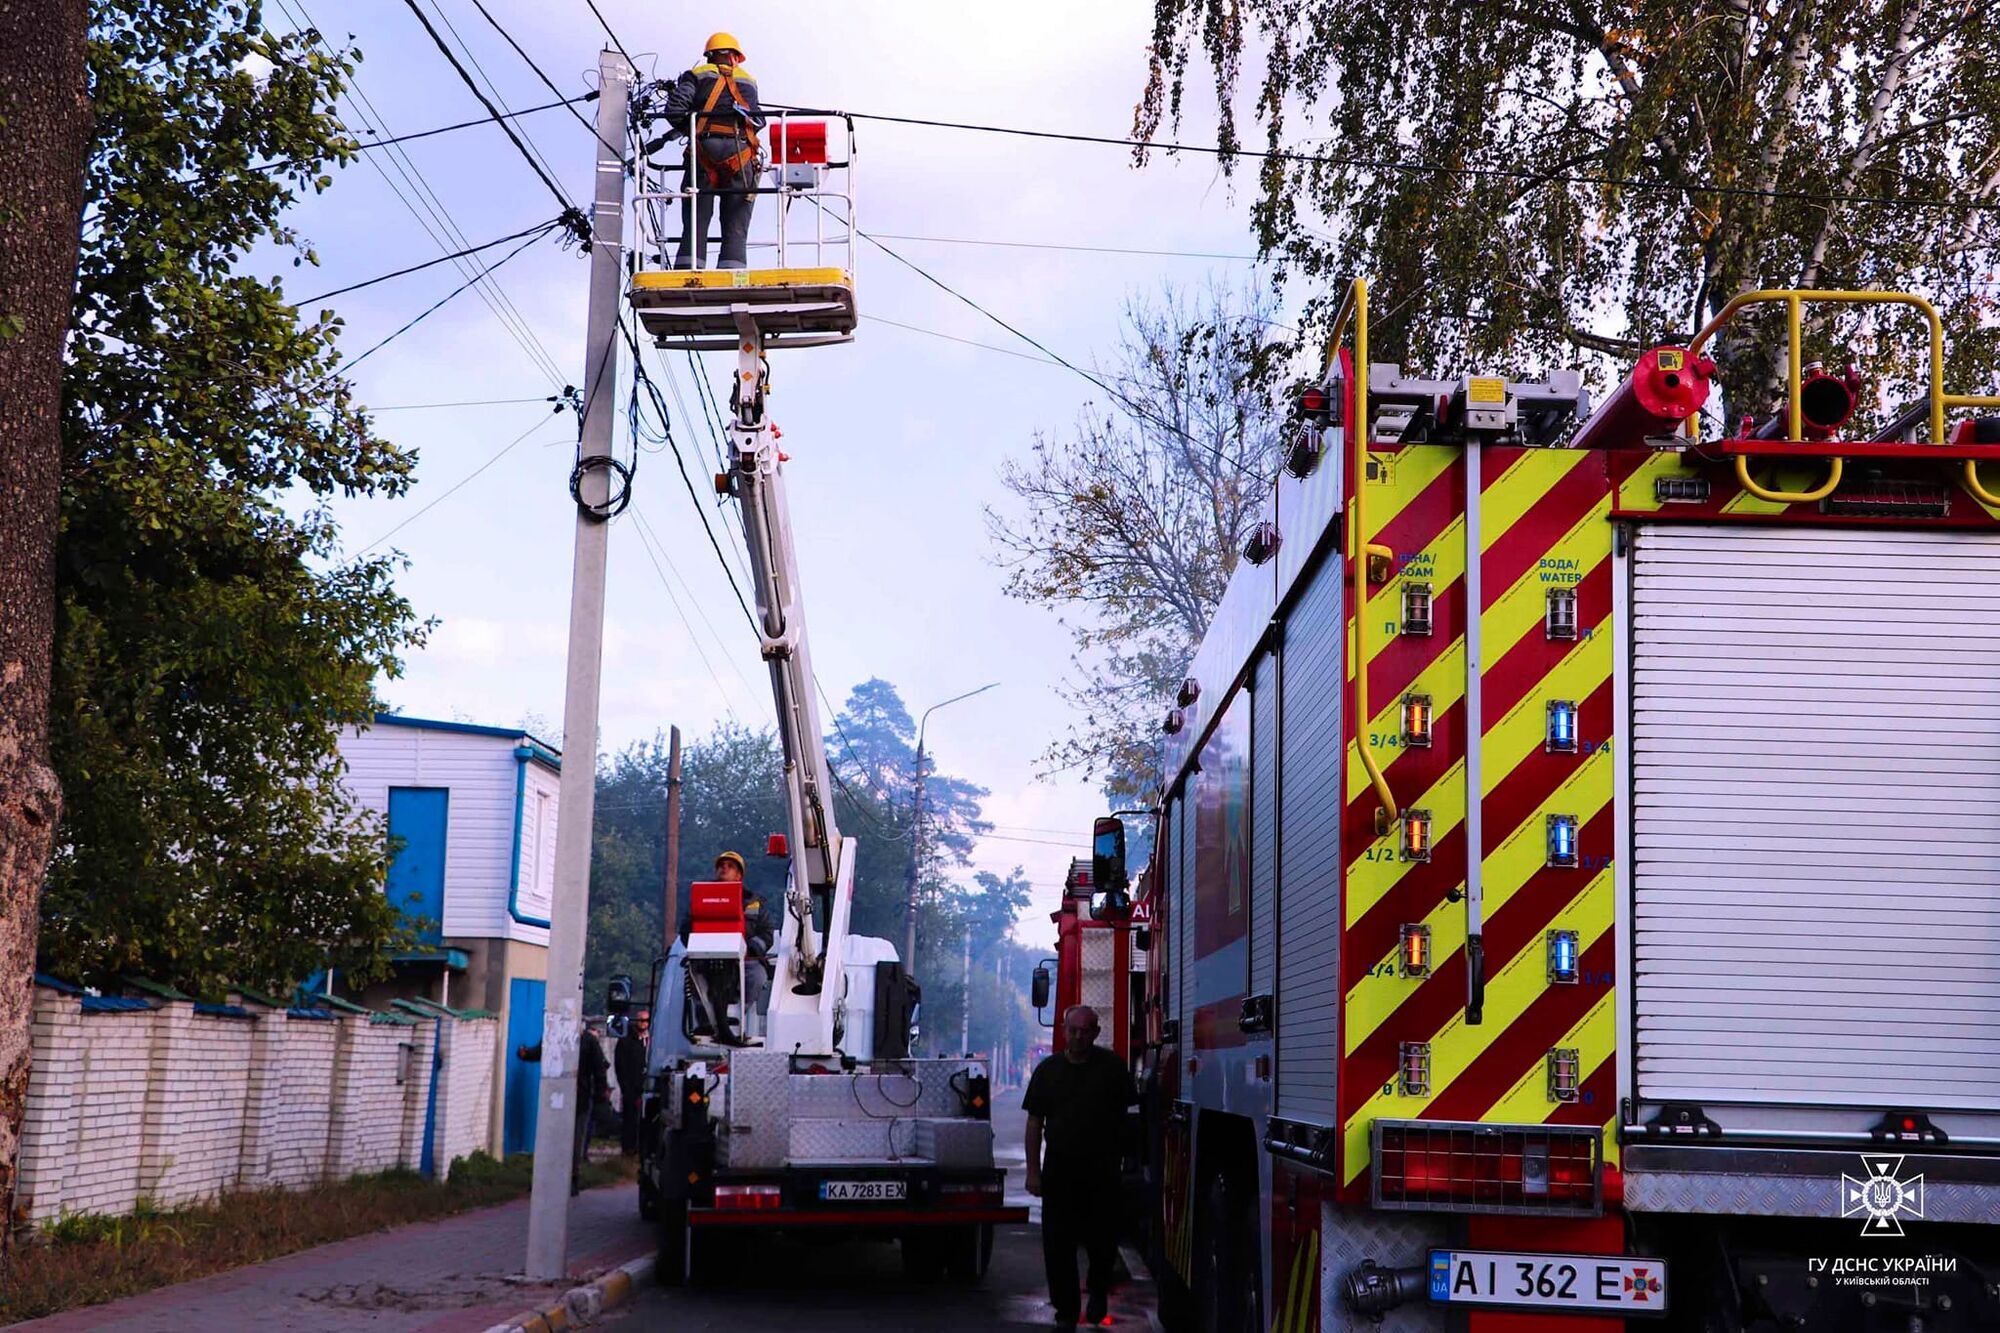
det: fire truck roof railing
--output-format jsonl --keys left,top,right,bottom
{"left": 1686, "top": 288, "right": 2000, "bottom": 504}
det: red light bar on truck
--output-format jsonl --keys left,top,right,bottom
{"left": 1372, "top": 1120, "right": 1602, "bottom": 1216}
{"left": 714, "top": 1184, "right": 784, "bottom": 1211}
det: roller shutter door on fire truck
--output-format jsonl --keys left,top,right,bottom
{"left": 1630, "top": 523, "right": 2000, "bottom": 1111}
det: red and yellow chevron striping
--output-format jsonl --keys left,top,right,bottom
{"left": 1340, "top": 445, "right": 1619, "bottom": 1191}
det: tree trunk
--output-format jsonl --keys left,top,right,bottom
{"left": 0, "top": 0, "right": 89, "bottom": 1247}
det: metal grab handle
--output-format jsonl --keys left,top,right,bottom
{"left": 1329, "top": 278, "right": 1399, "bottom": 825}
{"left": 1465, "top": 934, "right": 1486, "bottom": 1026}
{"left": 1734, "top": 453, "right": 1844, "bottom": 504}
{"left": 1967, "top": 460, "right": 2000, "bottom": 508}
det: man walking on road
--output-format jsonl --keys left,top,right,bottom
{"left": 1024, "top": 1004, "right": 1135, "bottom": 1329}
{"left": 614, "top": 1012, "right": 647, "bottom": 1155}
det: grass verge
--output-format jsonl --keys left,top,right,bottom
{"left": 0, "top": 1150, "right": 629, "bottom": 1324}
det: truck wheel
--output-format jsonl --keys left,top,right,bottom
{"left": 941, "top": 1223, "right": 994, "bottom": 1284}
{"left": 638, "top": 1171, "right": 658, "bottom": 1221}
{"left": 1197, "top": 1170, "right": 1260, "bottom": 1333}
{"left": 656, "top": 1198, "right": 689, "bottom": 1286}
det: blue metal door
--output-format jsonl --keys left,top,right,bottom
{"left": 386, "top": 787, "right": 449, "bottom": 945}
{"left": 505, "top": 977, "right": 546, "bottom": 1155}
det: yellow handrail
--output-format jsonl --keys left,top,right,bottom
{"left": 1967, "top": 460, "right": 2000, "bottom": 508}
{"left": 1327, "top": 278, "right": 1398, "bottom": 825}
{"left": 1688, "top": 289, "right": 2000, "bottom": 503}
{"left": 1687, "top": 288, "right": 1947, "bottom": 444}
{"left": 1734, "top": 454, "right": 1844, "bottom": 504}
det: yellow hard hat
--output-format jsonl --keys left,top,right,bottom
{"left": 715, "top": 850, "right": 747, "bottom": 872}
{"left": 704, "top": 32, "right": 743, "bottom": 58}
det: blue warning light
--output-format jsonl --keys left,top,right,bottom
{"left": 1547, "top": 814, "right": 1578, "bottom": 867}
{"left": 1547, "top": 699, "right": 1578, "bottom": 752}
{"left": 1548, "top": 929, "right": 1580, "bottom": 983}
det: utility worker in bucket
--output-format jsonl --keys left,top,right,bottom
{"left": 714, "top": 851, "right": 775, "bottom": 1028}
{"left": 661, "top": 33, "right": 765, "bottom": 271}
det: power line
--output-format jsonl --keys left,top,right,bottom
{"left": 578, "top": 0, "right": 636, "bottom": 68}
{"left": 365, "top": 396, "right": 556, "bottom": 412}
{"left": 420, "top": 0, "right": 570, "bottom": 196}
{"left": 869, "top": 231, "right": 1260, "bottom": 261}
{"left": 468, "top": 0, "right": 625, "bottom": 161}
{"left": 396, "top": 0, "right": 588, "bottom": 238}
{"left": 781, "top": 104, "right": 2000, "bottom": 214}
{"left": 329, "top": 225, "right": 557, "bottom": 381}
{"left": 279, "top": 0, "right": 568, "bottom": 390}
{"left": 630, "top": 506, "right": 767, "bottom": 714}
{"left": 859, "top": 229, "right": 1266, "bottom": 480}
{"left": 352, "top": 93, "right": 593, "bottom": 153}
{"left": 617, "top": 321, "right": 758, "bottom": 631}
{"left": 673, "top": 348, "right": 761, "bottom": 589}
{"left": 357, "top": 409, "right": 566, "bottom": 554}
{"left": 625, "top": 508, "right": 745, "bottom": 726}
{"left": 860, "top": 230, "right": 1127, "bottom": 396}
{"left": 296, "top": 216, "right": 564, "bottom": 304}
{"left": 870, "top": 314, "right": 1065, "bottom": 366}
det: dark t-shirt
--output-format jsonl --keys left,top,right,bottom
{"left": 1023, "top": 1047, "right": 1136, "bottom": 1177}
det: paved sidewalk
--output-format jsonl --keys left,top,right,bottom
{"left": 12, "top": 1183, "right": 654, "bottom": 1333}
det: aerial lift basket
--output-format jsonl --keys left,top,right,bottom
{"left": 629, "top": 110, "right": 859, "bottom": 350}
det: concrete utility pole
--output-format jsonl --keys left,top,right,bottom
{"left": 525, "top": 46, "right": 631, "bottom": 1282}
{"left": 660, "top": 724, "right": 682, "bottom": 949}
{"left": 960, "top": 933, "right": 971, "bottom": 1054}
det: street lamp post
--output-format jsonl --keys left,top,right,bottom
{"left": 901, "top": 682, "right": 1000, "bottom": 971}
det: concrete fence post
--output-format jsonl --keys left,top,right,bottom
{"left": 16, "top": 984, "right": 83, "bottom": 1223}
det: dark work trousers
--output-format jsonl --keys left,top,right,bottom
{"left": 620, "top": 1089, "right": 642, "bottom": 1155}
{"left": 570, "top": 1093, "right": 594, "bottom": 1196}
{"left": 1041, "top": 1167, "right": 1120, "bottom": 1322}
{"left": 675, "top": 134, "right": 757, "bottom": 269}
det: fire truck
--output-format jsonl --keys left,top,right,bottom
{"left": 1035, "top": 855, "right": 1146, "bottom": 1067}
{"left": 1129, "top": 280, "right": 2000, "bottom": 1330}
{"left": 1035, "top": 850, "right": 1153, "bottom": 1237}
{"left": 627, "top": 112, "right": 1024, "bottom": 1285}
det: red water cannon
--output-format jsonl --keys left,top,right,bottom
{"left": 1748, "top": 362, "right": 1862, "bottom": 441}
{"left": 1569, "top": 346, "right": 1716, "bottom": 451}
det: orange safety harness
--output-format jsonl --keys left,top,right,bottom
{"left": 694, "top": 67, "right": 760, "bottom": 187}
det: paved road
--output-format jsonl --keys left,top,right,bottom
{"left": 603, "top": 1086, "right": 1158, "bottom": 1331}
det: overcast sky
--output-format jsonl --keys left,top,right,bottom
{"left": 268, "top": 0, "right": 1276, "bottom": 940}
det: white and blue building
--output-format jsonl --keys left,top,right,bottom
{"left": 337, "top": 713, "right": 562, "bottom": 1157}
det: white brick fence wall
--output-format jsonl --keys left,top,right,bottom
{"left": 15, "top": 983, "right": 502, "bottom": 1224}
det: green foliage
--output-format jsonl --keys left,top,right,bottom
{"left": 39, "top": 1, "right": 424, "bottom": 995}
{"left": 1140, "top": 1, "right": 2000, "bottom": 404}
{"left": 989, "top": 283, "right": 1283, "bottom": 801}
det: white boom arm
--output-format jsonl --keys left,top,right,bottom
{"left": 724, "top": 311, "right": 852, "bottom": 1058}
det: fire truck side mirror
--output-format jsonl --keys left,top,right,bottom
{"left": 1030, "top": 964, "right": 1051, "bottom": 1015}
{"left": 1091, "top": 816, "right": 1129, "bottom": 912}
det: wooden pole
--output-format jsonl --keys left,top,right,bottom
{"left": 661, "top": 725, "right": 683, "bottom": 949}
